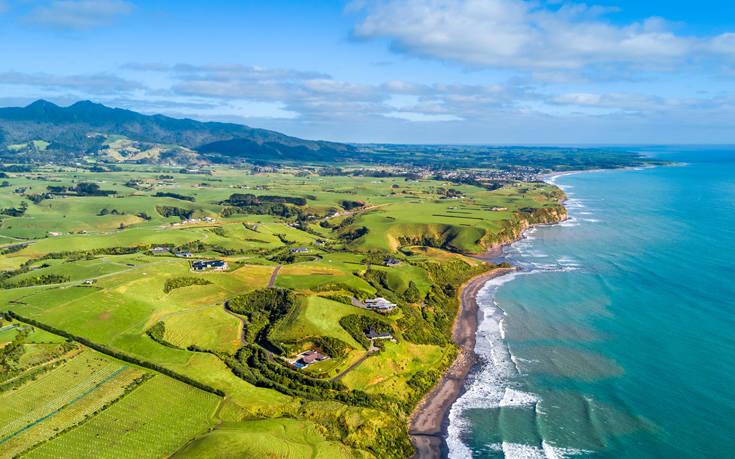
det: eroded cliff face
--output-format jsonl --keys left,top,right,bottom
{"left": 484, "top": 204, "right": 568, "bottom": 249}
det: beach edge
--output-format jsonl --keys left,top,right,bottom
{"left": 407, "top": 267, "right": 517, "bottom": 459}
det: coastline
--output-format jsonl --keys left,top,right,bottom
{"left": 408, "top": 267, "right": 516, "bottom": 459}
{"left": 408, "top": 174, "right": 574, "bottom": 458}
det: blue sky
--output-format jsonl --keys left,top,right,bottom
{"left": 0, "top": 0, "right": 734, "bottom": 144}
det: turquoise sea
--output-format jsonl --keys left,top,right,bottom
{"left": 447, "top": 147, "right": 735, "bottom": 458}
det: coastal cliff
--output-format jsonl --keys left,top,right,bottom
{"left": 408, "top": 196, "right": 568, "bottom": 458}
{"left": 484, "top": 204, "right": 568, "bottom": 250}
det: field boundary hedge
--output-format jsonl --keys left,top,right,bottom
{"left": 6, "top": 311, "right": 224, "bottom": 397}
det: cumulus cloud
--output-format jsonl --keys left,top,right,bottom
{"left": 158, "top": 63, "right": 541, "bottom": 121}
{"left": 25, "top": 0, "right": 134, "bottom": 30}
{"left": 351, "top": 0, "right": 735, "bottom": 71}
{"left": 4, "top": 61, "right": 733, "bottom": 143}
{"left": 547, "top": 91, "right": 735, "bottom": 118}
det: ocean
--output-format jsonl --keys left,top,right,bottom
{"left": 447, "top": 147, "right": 735, "bottom": 458}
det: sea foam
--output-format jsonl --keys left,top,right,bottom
{"left": 447, "top": 173, "right": 594, "bottom": 458}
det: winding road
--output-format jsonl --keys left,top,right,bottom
{"left": 222, "top": 301, "right": 248, "bottom": 345}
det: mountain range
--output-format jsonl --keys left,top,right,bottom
{"left": 0, "top": 100, "right": 354, "bottom": 164}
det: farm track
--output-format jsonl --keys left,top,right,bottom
{"left": 222, "top": 302, "right": 247, "bottom": 345}
{"left": 221, "top": 300, "right": 376, "bottom": 381}
{"left": 329, "top": 340, "right": 378, "bottom": 382}
{"left": 267, "top": 265, "right": 282, "bottom": 288}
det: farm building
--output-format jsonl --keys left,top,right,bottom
{"left": 151, "top": 247, "right": 170, "bottom": 254}
{"left": 175, "top": 252, "right": 194, "bottom": 258}
{"left": 192, "top": 260, "right": 228, "bottom": 271}
{"left": 290, "top": 247, "right": 309, "bottom": 253}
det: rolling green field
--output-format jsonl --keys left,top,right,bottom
{"left": 0, "top": 163, "right": 566, "bottom": 457}
{"left": 174, "top": 418, "right": 369, "bottom": 459}
{"left": 25, "top": 375, "right": 220, "bottom": 459}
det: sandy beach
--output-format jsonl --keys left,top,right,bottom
{"left": 408, "top": 267, "right": 516, "bottom": 459}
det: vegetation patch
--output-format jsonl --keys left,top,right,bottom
{"left": 163, "top": 276, "right": 212, "bottom": 293}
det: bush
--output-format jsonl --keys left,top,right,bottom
{"left": 321, "top": 294, "right": 353, "bottom": 305}
{"left": 154, "top": 191, "right": 195, "bottom": 202}
{"left": 339, "top": 315, "right": 393, "bottom": 350}
{"left": 403, "top": 281, "right": 421, "bottom": 303}
{"left": 226, "top": 288, "right": 297, "bottom": 346}
{"left": 163, "top": 276, "right": 212, "bottom": 293}
{"left": 155, "top": 205, "right": 194, "bottom": 219}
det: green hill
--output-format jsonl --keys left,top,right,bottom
{"left": 0, "top": 100, "right": 354, "bottom": 164}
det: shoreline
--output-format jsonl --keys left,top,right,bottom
{"left": 408, "top": 174, "right": 574, "bottom": 458}
{"left": 408, "top": 267, "right": 516, "bottom": 459}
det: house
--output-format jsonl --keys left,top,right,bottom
{"left": 175, "top": 252, "right": 194, "bottom": 258}
{"left": 151, "top": 247, "right": 170, "bottom": 254}
{"left": 290, "top": 247, "right": 308, "bottom": 253}
{"left": 383, "top": 257, "right": 401, "bottom": 266}
{"left": 192, "top": 260, "right": 228, "bottom": 271}
{"left": 364, "top": 297, "right": 397, "bottom": 313}
{"left": 365, "top": 326, "right": 392, "bottom": 340}
{"left": 490, "top": 207, "right": 507, "bottom": 211}
{"left": 294, "top": 350, "right": 329, "bottom": 368}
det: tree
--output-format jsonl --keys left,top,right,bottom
{"left": 404, "top": 281, "right": 421, "bottom": 303}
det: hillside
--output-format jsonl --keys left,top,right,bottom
{"left": 0, "top": 100, "right": 354, "bottom": 164}
{"left": 0, "top": 100, "right": 667, "bottom": 171}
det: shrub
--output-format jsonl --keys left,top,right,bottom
{"left": 163, "top": 276, "right": 212, "bottom": 293}
{"left": 339, "top": 315, "right": 393, "bottom": 350}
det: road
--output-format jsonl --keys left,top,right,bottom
{"left": 220, "top": 299, "right": 378, "bottom": 382}
{"left": 329, "top": 339, "right": 378, "bottom": 382}
{"left": 222, "top": 301, "right": 248, "bottom": 345}
{"left": 267, "top": 265, "right": 282, "bottom": 288}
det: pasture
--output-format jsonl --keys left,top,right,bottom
{"left": 24, "top": 375, "right": 220, "bottom": 459}
{"left": 0, "top": 164, "right": 565, "bottom": 457}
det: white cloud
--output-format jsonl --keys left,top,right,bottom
{"left": 0, "top": 71, "right": 143, "bottom": 92}
{"left": 5, "top": 62, "right": 734, "bottom": 143}
{"left": 25, "top": 0, "right": 134, "bottom": 30}
{"left": 351, "top": 0, "right": 735, "bottom": 71}
{"left": 165, "top": 63, "right": 535, "bottom": 121}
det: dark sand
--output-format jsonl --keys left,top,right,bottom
{"left": 408, "top": 267, "right": 516, "bottom": 458}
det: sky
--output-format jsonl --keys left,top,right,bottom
{"left": 0, "top": 0, "right": 734, "bottom": 144}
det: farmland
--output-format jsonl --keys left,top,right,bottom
{"left": 0, "top": 339, "right": 219, "bottom": 458}
{"left": 25, "top": 375, "right": 220, "bottom": 459}
{"left": 0, "top": 162, "right": 567, "bottom": 457}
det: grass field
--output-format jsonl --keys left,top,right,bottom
{"left": 0, "top": 164, "right": 566, "bottom": 457}
{"left": 270, "top": 296, "right": 372, "bottom": 350}
{"left": 0, "top": 351, "right": 123, "bottom": 437}
{"left": 340, "top": 340, "right": 446, "bottom": 400}
{"left": 25, "top": 375, "right": 220, "bottom": 459}
{"left": 174, "top": 418, "right": 370, "bottom": 459}
{"left": 0, "top": 366, "right": 145, "bottom": 457}
{"left": 163, "top": 306, "right": 241, "bottom": 353}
